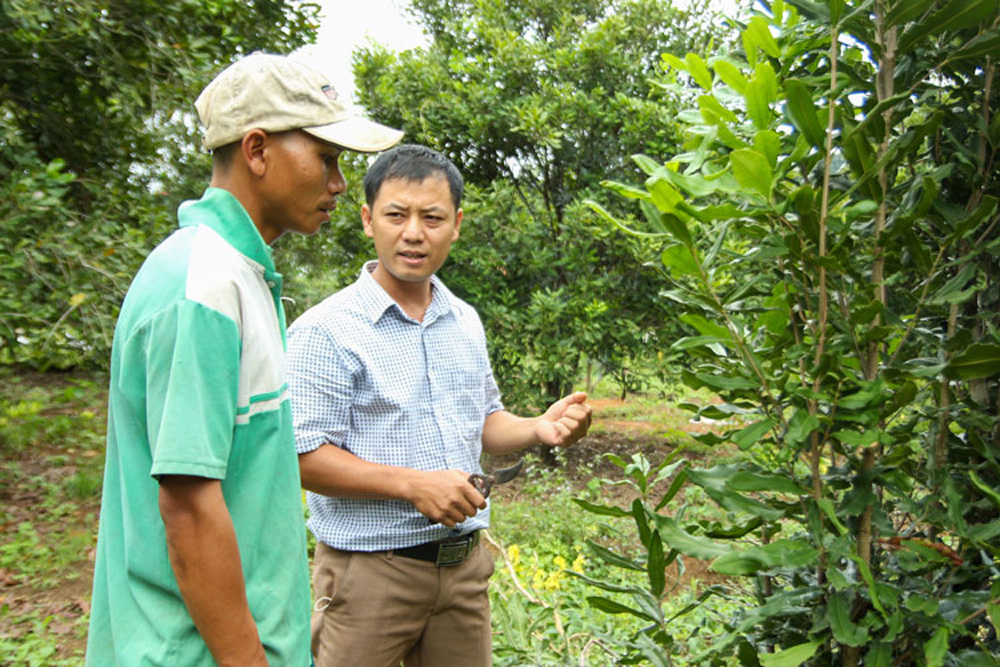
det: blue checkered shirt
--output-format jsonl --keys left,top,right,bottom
{"left": 287, "top": 261, "right": 504, "bottom": 551}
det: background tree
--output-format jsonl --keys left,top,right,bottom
{"left": 581, "top": 0, "right": 1000, "bottom": 663}
{"left": 0, "top": 0, "right": 320, "bottom": 368}
{"left": 348, "top": 0, "right": 728, "bottom": 408}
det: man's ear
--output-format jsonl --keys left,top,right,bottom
{"left": 452, "top": 209, "right": 463, "bottom": 241}
{"left": 361, "top": 204, "right": 374, "bottom": 238}
{"left": 240, "top": 129, "right": 268, "bottom": 178}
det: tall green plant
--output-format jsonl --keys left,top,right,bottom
{"left": 588, "top": 0, "right": 1000, "bottom": 664}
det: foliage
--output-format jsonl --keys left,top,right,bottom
{"left": 0, "top": 367, "right": 107, "bottom": 664}
{"left": 0, "top": 0, "right": 321, "bottom": 369}
{"left": 589, "top": 0, "right": 1000, "bottom": 664}
{"left": 487, "top": 452, "right": 743, "bottom": 665}
{"left": 353, "top": 0, "right": 728, "bottom": 407}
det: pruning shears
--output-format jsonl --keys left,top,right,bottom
{"left": 468, "top": 459, "right": 525, "bottom": 498}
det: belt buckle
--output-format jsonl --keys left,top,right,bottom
{"left": 435, "top": 539, "right": 471, "bottom": 567}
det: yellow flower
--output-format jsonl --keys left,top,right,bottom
{"left": 553, "top": 555, "right": 568, "bottom": 570}
{"left": 572, "top": 554, "right": 586, "bottom": 572}
{"left": 507, "top": 544, "right": 521, "bottom": 565}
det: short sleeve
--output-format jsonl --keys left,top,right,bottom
{"left": 287, "top": 324, "right": 354, "bottom": 454}
{"left": 139, "top": 300, "right": 241, "bottom": 479}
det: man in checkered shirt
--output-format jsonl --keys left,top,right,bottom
{"left": 286, "top": 144, "right": 592, "bottom": 667}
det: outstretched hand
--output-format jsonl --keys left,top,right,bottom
{"left": 534, "top": 391, "right": 592, "bottom": 448}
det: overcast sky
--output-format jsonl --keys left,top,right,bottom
{"left": 294, "top": 0, "right": 427, "bottom": 109}
{"left": 295, "top": 0, "right": 747, "bottom": 110}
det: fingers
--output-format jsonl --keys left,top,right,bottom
{"left": 547, "top": 400, "right": 593, "bottom": 447}
{"left": 412, "top": 470, "right": 486, "bottom": 526}
{"left": 562, "top": 391, "right": 588, "bottom": 405}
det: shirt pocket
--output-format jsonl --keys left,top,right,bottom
{"left": 442, "top": 362, "right": 486, "bottom": 445}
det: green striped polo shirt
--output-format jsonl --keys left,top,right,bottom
{"left": 86, "top": 188, "right": 311, "bottom": 666}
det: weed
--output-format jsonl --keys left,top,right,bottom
{"left": 0, "top": 608, "right": 87, "bottom": 666}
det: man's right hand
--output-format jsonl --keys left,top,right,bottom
{"left": 404, "top": 469, "right": 487, "bottom": 527}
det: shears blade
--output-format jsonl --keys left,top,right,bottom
{"left": 468, "top": 459, "right": 525, "bottom": 498}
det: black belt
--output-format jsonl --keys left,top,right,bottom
{"left": 392, "top": 531, "right": 480, "bottom": 567}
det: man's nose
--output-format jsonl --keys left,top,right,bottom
{"left": 401, "top": 215, "right": 425, "bottom": 239}
{"left": 327, "top": 166, "right": 346, "bottom": 194}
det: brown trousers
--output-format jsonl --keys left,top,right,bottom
{"left": 311, "top": 541, "right": 495, "bottom": 667}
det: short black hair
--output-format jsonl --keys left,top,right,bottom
{"left": 210, "top": 141, "right": 241, "bottom": 170}
{"left": 364, "top": 144, "right": 463, "bottom": 210}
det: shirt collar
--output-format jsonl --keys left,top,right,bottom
{"left": 356, "top": 260, "right": 453, "bottom": 324}
{"left": 177, "top": 187, "right": 275, "bottom": 274}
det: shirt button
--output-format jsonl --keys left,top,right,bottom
{"left": 267, "top": 281, "right": 276, "bottom": 288}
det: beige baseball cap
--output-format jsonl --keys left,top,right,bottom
{"left": 195, "top": 52, "right": 403, "bottom": 152}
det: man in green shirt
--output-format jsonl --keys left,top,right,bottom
{"left": 85, "top": 52, "right": 402, "bottom": 666}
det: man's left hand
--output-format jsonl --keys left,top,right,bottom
{"left": 534, "top": 391, "right": 592, "bottom": 448}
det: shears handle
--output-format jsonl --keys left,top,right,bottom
{"left": 467, "top": 473, "right": 493, "bottom": 498}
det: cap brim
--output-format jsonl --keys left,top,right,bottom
{"left": 303, "top": 117, "right": 403, "bottom": 153}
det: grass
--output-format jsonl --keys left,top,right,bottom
{"left": 0, "top": 367, "right": 106, "bottom": 665}
{"left": 0, "top": 365, "right": 741, "bottom": 666}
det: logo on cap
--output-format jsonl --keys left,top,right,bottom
{"left": 321, "top": 85, "right": 339, "bottom": 101}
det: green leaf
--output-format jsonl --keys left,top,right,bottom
{"left": 829, "top": 0, "right": 844, "bottom": 24}
{"left": 713, "top": 59, "right": 748, "bottom": 95}
{"left": 927, "top": 262, "right": 978, "bottom": 306}
{"left": 687, "top": 466, "right": 786, "bottom": 521}
{"left": 728, "top": 470, "right": 807, "bottom": 495}
{"left": 566, "top": 570, "right": 644, "bottom": 595}
{"left": 745, "top": 71, "right": 775, "bottom": 129}
{"left": 602, "top": 180, "right": 650, "bottom": 200}
{"left": 661, "top": 243, "right": 702, "bottom": 277}
{"left": 572, "top": 498, "right": 631, "bottom": 518}
{"left": 671, "top": 335, "right": 726, "bottom": 351}
{"left": 686, "top": 53, "right": 714, "bottom": 90}
{"left": 745, "top": 16, "right": 782, "bottom": 58}
{"left": 758, "top": 641, "right": 821, "bottom": 667}
{"left": 816, "top": 498, "right": 848, "bottom": 536}
{"left": 885, "top": 0, "right": 934, "bottom": 27}
{"left": 970, "top": 471, "right": 1000, "bottom": 510}
{"left": 648, "top": 530, "right": 666, "bottom": 597}
{"left": 784, "top": 79, "right": 826, "bottom": 149}
{"left": 988, "top": 584, "right": 1000, "bottom": 639}
{"left": 864, "top": 643, "right": 892, "bottom": 667}
{"left": 711, "top": 540, "right": 819, "bottom": 575}
{"left": 699, "top": 94, "right": 740, "bottom": 125}
{"left": 652, "top": 516, "right": 730, "bottom": 559}
{"left": 660, "top": 167, "right": 721, "bottom": 197}
{"left": 944, "top": 343, "right": 1000, "bottom": 380}
{"left": 786, "top": 408, "right": 820, "bottom": 447}
{"left": 694, "top": 373, "right": 759, "bottom": 391}
{"left": 731, "top": 419, "right": 775, "bottom": 450}
{"left": 754, "top": 130, "right": 781, "bottom": 168}
{"left": 730, "top": 148, "right": 773, "bottom": 198}
{"left": 829, "top": 592, "right": 869, "bottom": 646}
{"left": 586, "top": 540, "right": 645, "bottom": 571}
{"left": 586, "top": 596, "right": 658, "bottom": 622}
{"left": 632, "top": 153, "right": 662, "bottom": 176}
{"left": 923, "top": 626, "right": 949, "bottom": 667}
{"left": 680, "top": 313, "right": 730, "bottom": 339}
{"left": 647, "top": 174, "right": 684, "bottom": 213}
{"left": 899, "top": 0, "right": 999, "bottom": 54}
{"left": 948, "top": 28, "right": 1000, "bottom": 61}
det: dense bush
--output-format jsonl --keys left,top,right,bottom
{"left": 584, "top": 0, "right": 1000, "bottom": 664}
{"left": 0, "top": 0, "right": 320, "bottom": 368}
